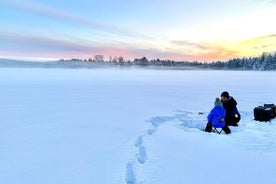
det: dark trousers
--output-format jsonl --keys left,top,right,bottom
{"left": 225, "top": 115, "right": 240, "bottom": 126}
{"left": 205, "top": 122, "right": 231, "bottom": 134}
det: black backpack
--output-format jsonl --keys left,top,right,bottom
{"left": 254, "top": 104, "right": 276, "bottom": 122}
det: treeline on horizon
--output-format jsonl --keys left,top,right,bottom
{"left": 59, "top": 52, "right": 276, "bottom": 71}
{"left": 1, "top": 52, "right": 276, "bottom": 70}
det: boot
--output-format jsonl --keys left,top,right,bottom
{"left": 222, "top": 126, "right": 231, "bottom": 134}
{"left": 205, "top": 122, "right": 212, "bottom": 132}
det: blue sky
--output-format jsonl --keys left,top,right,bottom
{"left": 0, "top": 0, "right": 275, "bottom": 61}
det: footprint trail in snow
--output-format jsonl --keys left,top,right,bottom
{"left": 124, "top": 111, "right": 207, "bottom": 184}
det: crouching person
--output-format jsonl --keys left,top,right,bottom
{"left": 220, "top": 91, "right": 241, "bottom": 126}
{"left": 205, "top": 98, "right": 231, "bottom": 134}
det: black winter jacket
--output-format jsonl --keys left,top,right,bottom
{"left": 222, "top": 96, "right": 240, "bottom": 125}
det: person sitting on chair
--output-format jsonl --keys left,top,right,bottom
{"left": 205, "top": 98, "right": 231, "bottom": 134}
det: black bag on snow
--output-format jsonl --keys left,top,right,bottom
{"left": 254, "top": 104, "right": 276, "bottom": 122}
{"left": 264, "top": 104, "right": 276, "bottom": 118}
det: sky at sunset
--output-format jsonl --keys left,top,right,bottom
{"left": 0, "top": 0, "right": 276, "bottom": 61}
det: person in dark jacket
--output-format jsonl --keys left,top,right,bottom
{"left": 205, "top": 98, "right": 231, "bottom": 134}
{"left": 220, "top": 91, "right": 241, "bottom": 126}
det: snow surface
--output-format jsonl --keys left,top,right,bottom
{"left": 0, "top": 68, "right": 276, "bottom": 184}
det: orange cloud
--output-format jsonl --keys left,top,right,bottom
{"left": 167, "top": 40, "right": 240, "bottom": 61}
{"left": 235, "top": 34, "right": 276, "bottom": 57}
{"left": 169, "top": 34, "right": 276, "bottom": 61}
{"left": 241, "top": 34, "right": 276, "bottom": 48}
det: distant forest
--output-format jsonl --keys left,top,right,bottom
{"left": 203, "top": 52, "right": 276, "bottom": 70}
{"left": 1, "top": 52, "right": 276, "bottom": 70}
{"left": 134, "top": 52, "right": 276, "bottom": 70}
{"left": 60, "top": 52, "right": 276, "bottom": 70}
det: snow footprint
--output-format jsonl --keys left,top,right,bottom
{"left": 125, "top": 162, "right": 136, "bottom": 184}
{"left": 147, "top": 116, "right": 175, "bottom": 135}
{"left": 135, "top": 136, "right": 143, "bottom": 147}
{"left": 125, "top": 136, "right": 148, "bottom": 184}
{"left": 137, "top": 146, "right": 147, "bottom": 165}
{"left": 135, "top": 136, "right": 148, "bottom": 165}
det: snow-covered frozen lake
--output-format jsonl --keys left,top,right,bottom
{"left": 0, "top": 68, "right": 275, "bottom": 184}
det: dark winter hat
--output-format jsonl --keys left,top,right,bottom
{"left": 221, "top": 91, "right": 229, "bottom": 98}
{"left": 214, "top": 97, "right": 223, "bottom": 107}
